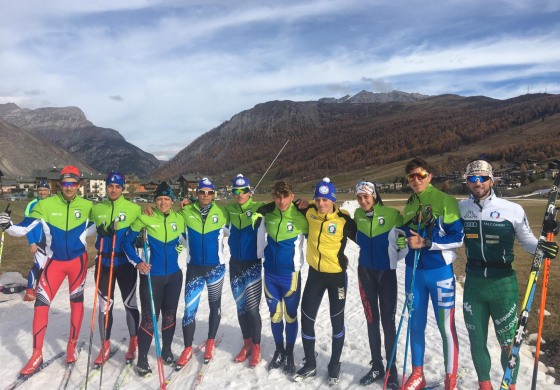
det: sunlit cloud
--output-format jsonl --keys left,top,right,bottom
{"left": 1, "top": 0, "right": 559, "bottom": 158}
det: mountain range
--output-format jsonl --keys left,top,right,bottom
{"left": 2, "top": 90, "right": 560, "bottom": 187}
{"left": 152, "top": 92, "right": 560, "bottom": 188}
{"left": 0, "top": 103, "right": 160, "bottom": 177}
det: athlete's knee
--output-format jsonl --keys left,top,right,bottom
{"left": 270, "top": 302, "right": 283, "bottom": 323}
{"left": 70, "top": 290, "right": 84, "bottom": 303}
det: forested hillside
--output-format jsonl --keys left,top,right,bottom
{"left": 153, "top": 93, "right": 560, "bottom": 181}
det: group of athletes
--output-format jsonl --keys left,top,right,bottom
{"left": 0, "top": 156, "right": 558, "bottom": 390}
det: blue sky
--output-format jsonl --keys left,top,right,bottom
{"left": 1, "top": 0, "right": 559, "bottom": 160}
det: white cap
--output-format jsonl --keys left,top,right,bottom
{"left": 465, "top": 160, "right": 493, "bottom": 179}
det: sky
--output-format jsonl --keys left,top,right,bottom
{"left": 1, "top": 0, "right": 560, "bottom": 160}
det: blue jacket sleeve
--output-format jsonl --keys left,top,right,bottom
{"left": 123, "top": 228, "right": 142, "bottom": 266}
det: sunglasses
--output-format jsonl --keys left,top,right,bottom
{"left": 232, "top": 188, "right": 250, "bottom": 195}
{"left": 198, "top": 190, "right": 215, "bottom": 196}
{"left": 467, "top": 175, "right": 492, "bottom": 183}
{"left": 407, "top": 171, "right": 429, "bottom": 181}
{"left": 61, "top": 181, "right": 78, "bottom": 188}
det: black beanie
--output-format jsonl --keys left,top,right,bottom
{"left": 154, "top": 181, "right": 174, "bottom": 199}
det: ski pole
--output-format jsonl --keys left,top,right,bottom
{"left": 0, "top": 204, "right": 11, "bottom": 268}
{"left": 252, "top": 139, "right": 289, "bottom": 191}
{"left": 143, "top": 229, "right": 166, "bottom": 389}
{"left": 99, "top": 218, "right": 119, "bottom": 389}
{"left": 84, "top": 236, "right": 105, "bottom": 390}
{"left": 501, "top": 174, "right": 560, "bottom": 389}
{"left": 530, "top": 231, "right": 554, "bottom": 390}
{"left": 384, "top": 232, "right": 408, "bottom": 390}
{"left": 401, "top": 205, "right": 425, "bottom": 390}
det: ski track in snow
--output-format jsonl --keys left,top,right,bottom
{"left": 0, "top": 200, "right": 558, "bottom": 389}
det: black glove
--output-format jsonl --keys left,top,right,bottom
{"left": 0, "top": 212, "right": 12, "bottom": 231}
{"left": 135, "top": 233, "right": 144, "bottom": 249}
{"left": 96, "top": 223, "right": 115, "bottom": 237}
{"left": 541, "top": 240, "right": 558, "bottom": 260}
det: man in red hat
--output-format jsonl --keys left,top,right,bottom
{"left": 0, "top": 165, "right": 94, "bottom": 375}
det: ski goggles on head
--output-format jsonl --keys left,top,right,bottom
{"left": 61, "top": 181, "right": 78, "bottom": 188}
{"left": 232, "top": 187, "right": 250, "bottom": 195}
{"left": 467, "top": 175, "right": 492, "bottom": 183}
{"left": 197, "top": 190, "right": 215, "bottom": 196}
{"left": 407, "top": 171, "right": 429, "bottom": 181}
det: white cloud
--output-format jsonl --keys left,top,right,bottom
{"left": 1, "top": 0, "right": 559, "bottom": 157}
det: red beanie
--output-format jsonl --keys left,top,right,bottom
{"left": 60, "top": 165, "right": 81, "bottom": 181}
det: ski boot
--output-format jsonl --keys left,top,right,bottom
{"left": 20, "top": 349, "right": 43, "bottom": 376}
{"left": 161, "top": 348, "right": 174, "bottom": 365}
{"left": 478, "top": 380, "right": 493, "bottom": 390}
{"left": 283, "top": 351, "right": 296, "bottom": 374}
{"left": 403, "top": 366, "right": 426, "bottom": 390}
{"left": 234, "top": 338, "right": 252, "bottom": 362}
{"left": 327, "top": 362, "right": 341, "bottom": 386}
{"left": 386, "top": 365, "right": 400, "bottom": 389}
{"left": 268, "top": 348, "right": 285, "bottom": 370}
{"left": 249, "top": 343, "right": 261, "bottom": 367}
{"left": 359, "top": 360, "right": 385, "bottom": 386}
{"left": 203, "top": 338, "right": 215, "bottom": 363}
{"left": 94, "top": 340, "right": 111, "bottom": 366}
{"left": 136, "top": 356, "right": 152, "bottom": 377}
{"left": 176, "top": 346, "right": 193, "bottom": 369}
{"left": 66, "top": 339, "right": 79, "bottom": 364}
{"left": 125, "top": 336, "right": 137, "bottom": 362}
{"left": 293, "top": 363, "right": 317, "bottom": 382}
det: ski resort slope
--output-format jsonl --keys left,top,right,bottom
{"left": 0, "top": 201, "right": 558, "bottom": 389}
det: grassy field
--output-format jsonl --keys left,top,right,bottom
{"left": 1, "top": 193, "right": 559, "bottom": 376}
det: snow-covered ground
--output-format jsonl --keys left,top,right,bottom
{"left": 0, "top": 201, "right": 558, "bottom": 389}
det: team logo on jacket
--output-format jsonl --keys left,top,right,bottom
{"left": 286, "top": 222, "right": 294, "bottom": 232}
{"left": 212, "top": 215, "right": 219, "bottom": 224}
{"left": 171, "top": 222, "right": 177, "bottom": 231}
{"left": 490, "top": 211, "right": 501, "bottom": 219}
{"left": 118, "top": 212, "right": 126, "bottom": 222}
{"left": 245, "top": 210, "right": 252, "bottom": 218}
{"left": 327, "top": 223, "right": 337, "bottom": 234}
{"left": 378, "top": 217, "right": 385, "bottom": 226}
{"left": 74, "top": 210, "right": 81, "bottom": 219}
{"left": 464, "top": 210, "right": 477, "bottom": 219}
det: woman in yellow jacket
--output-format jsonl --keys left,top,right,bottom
{"left": 293, "top": 178, "right": 357, "bottom": 385}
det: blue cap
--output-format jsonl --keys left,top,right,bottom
{"left": 197, "top": 177, "right": 215, "bottom": 191}
{"left": 232, "top": 174, "right": 250, "bottom": 189}
{"left": 314, "top": 177, "right": 336, "bottom": 202}
{"left": 106, "top": 171, "right": 126, "bottom": 187}
{"left": 154, "top": 181, "right": 174, "bottom": 199}
{"left": 38, "top": 180, "right": 50, "bottom": 189}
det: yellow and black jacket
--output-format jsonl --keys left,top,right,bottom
{"left": 303, "top": 204, "right": 357, "bottom": 273}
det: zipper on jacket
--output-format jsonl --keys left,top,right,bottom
{"left": 274, "top": 210, "right": 283, "bottom": 274}
{"left": 369, "top": 213, "right": 374, "bottom": 268}
{"left": 237, "top": 203, "right": 243, "bottom": 259}
{"left": 201, "top": 208, "right": 206, "bottom": 266}
{"left": 317, "top": 214, "right": 327, "bottom": 272}
{"left": 66, "top": 200, "right": 71, "bottom": 259}
{"left": 164, "top": 213, "right": 168, "bottom": 274}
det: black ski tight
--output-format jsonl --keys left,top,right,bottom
{"left": 300, "top": 267, "right": 347, "bottom": 367}
{"left": 358, "top": 266, "right": 397, "bottom": 370}
{"left": 95, "top": 262, "right": 140, "bottom": 340}
{"left": 137, "top": 270, "right": 182, "bottom": 359}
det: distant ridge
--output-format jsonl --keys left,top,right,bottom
{"left": 0, "top": 104, "right": 161, "bottom": 176}
{"left": 152, "top": 92, "right": 560, "bottom": 184}
{"left": 318, "top": 89, "right": 429, "bottom": 103}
